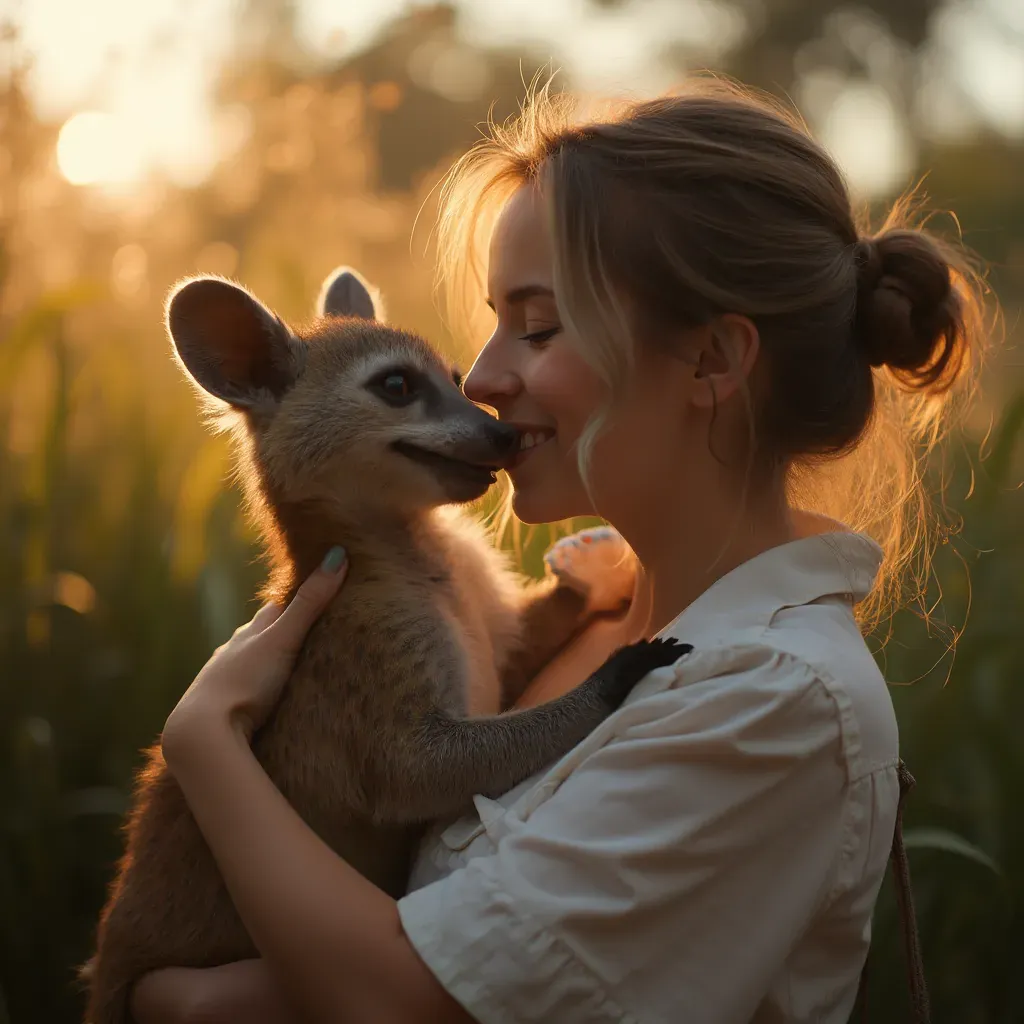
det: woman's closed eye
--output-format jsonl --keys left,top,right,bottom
{"left": 520, "top": 325, "right": 561, "bottom": 347}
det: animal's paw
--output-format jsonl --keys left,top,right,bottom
{"left": 594, "top": 638, "right": 692, "bottom": 709}
{"left": 544, "top": 526, "right": 636, "bottom": 614}
{"left": 606, "top": 637, "right": 692, "bottom": 679}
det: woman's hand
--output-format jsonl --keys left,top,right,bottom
{"left": 162, "top": 546, "right": 348, "bottom": 758}
{"left": 138, "top": 542, "right": 472, "bottom": 1024}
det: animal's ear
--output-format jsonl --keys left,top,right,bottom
{"left": 316, "top": 266, "right": 383, "bottom": 321}
{"left": 166, "top": 277, "right": 299, "bottom": 409}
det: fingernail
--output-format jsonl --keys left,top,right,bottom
{"left": 321, "top": 546, "right": 347, "bottom": 573}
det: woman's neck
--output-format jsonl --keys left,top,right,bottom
{"left": 615, "top": 485, "right": 797, "bottom": 640}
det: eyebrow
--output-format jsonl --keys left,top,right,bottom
{"left": 485, "top": 284, "right": 555, "bottom": 311}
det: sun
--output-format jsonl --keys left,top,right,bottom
{"left": 56, "top": 111, "right": 145, "bottom": 187}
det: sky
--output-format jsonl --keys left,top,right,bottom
{"left": 6, "top": 0, "right": 1024, "bottom": 198}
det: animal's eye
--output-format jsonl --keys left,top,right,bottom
{"left": 369, "top": 368, "right": 418, "bottom": 406}
{"left": 382, "top": 374, "right": 409, "bottom": 398}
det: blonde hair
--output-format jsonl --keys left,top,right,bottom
{"left": 436, "top": 75, "right": 989, "bottom": 629}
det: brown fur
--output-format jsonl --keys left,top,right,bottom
{"left": 81, "top": 267, "right": 681, "bottom": 1024}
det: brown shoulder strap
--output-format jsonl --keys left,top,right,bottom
{"left": 892, "top": 761, "right": 931, "bottom": 1022}
{"left": 856, "top": 760, "right": 931, "bottom": 1023}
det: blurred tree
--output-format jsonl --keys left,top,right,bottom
{"left": 725, "top": 0, "right": 941, "bottom": 81}
{"left": 319, "top": 4, "right": 547, "bottom": 193}
{"left": 919, "top": 134, "right": 1024, "bottom": 293}
{"left": 595, "top": 0, "right": 1024, "bottom": 305}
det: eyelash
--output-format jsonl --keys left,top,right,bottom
{"left": 520, "top": 326, "right": 560, "bottom": 347}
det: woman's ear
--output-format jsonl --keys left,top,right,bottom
{"left": 687, "top": 314, "right": 760, "bottom": 409}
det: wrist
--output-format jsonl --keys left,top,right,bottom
{"left": 162, "top": 706, "right": 249, "bottom": 776}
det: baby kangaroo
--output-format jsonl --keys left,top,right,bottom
{"left": 82, "top": 267, "right": 686, "bottom": 1024}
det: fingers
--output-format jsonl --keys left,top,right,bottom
{"left": 249, "top": 602, "right": 285, "bottom": 633}
{"left": 229, "top": 602, "right": 283, "bottom": 644}
{"left": 268, "top": 546, "right": 348, "bottom": 653}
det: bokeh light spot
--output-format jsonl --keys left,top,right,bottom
{"left": 56, "top": 111, "right": 145, "bottom": 186}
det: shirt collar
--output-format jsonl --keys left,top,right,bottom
{"left": 658, "top": 529, "right": 883, "bottom": 646}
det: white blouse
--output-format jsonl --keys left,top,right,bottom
{"left": 397, "top": 529, "right": 900, "bottom": 1023}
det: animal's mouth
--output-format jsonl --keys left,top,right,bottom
{"left": 392, "top": 441, "right": 501, "bottom": 490}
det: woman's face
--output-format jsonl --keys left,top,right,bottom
{"left": 463, "top": 183, "right": 692, "bottom": 526}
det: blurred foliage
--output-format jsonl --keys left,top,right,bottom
{"left": 0, "top": 1, "right": 1022, "bottom": 1022}
{"left": 863, "top": 393, "right": 1024, "bottom": 1022}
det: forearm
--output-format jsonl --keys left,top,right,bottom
{"left": 130, "top": 959, "right": 301, "bottom": 1024}
{"left": 162, "top": 722, "right": 471, "bottom": 1024}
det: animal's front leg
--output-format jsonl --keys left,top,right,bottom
{"left": 500, "top": 527, "right": 637, "bottom": 708}
{"left": 369, "top": 638, "right": 687, "bottom": 823}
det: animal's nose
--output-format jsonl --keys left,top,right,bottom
{"left": 486, "top": 421, "right": 520, "bottom": 456}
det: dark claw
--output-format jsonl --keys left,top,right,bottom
{"left": 608, "top": 637, "right": 691, "bottom": 676}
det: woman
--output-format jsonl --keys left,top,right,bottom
{"left": 131, "top": 78, "right": 983, "bottom": 1023}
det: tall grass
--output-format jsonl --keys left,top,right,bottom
{"left": 0, "top": 290, "right": 265, "bottom": 1022}
{"left": 862, "top": 393, "right": 1024, "bottom": 1022}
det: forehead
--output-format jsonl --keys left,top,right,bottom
{"left": 488, "top": 183, "right": 554, "bottom": 290}
{"left": 299, "top": 320, "right": 447, "bottom": 375}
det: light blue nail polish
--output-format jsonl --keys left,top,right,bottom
{"left": 322, "top": 545, "right": 347, "bottom": 573}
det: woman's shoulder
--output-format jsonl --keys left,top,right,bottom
{"left": 546, "top": 524, "right": 899, "bottom": 777}
{"left": 626, "top": 630, "right": 899, "bottom": 788}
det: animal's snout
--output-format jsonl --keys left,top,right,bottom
{"left": 446, "top": 417, "right": 519, "bottom": 468}
{"left": 485, "top": 421, "right": 520, "bottom": 458}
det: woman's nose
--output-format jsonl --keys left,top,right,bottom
{"left": 463, "top": 338, "right": 520, "bottom": 406}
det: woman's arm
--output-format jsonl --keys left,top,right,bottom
{"left": 146, "top": 552, "right": 475, "bottom": 1024}
{"left": 130, "top": 959, "right": 295, "bottom": 1024}
{"left": 162, "top": 718, "right": 472, "bottom": 1024}
{"left": 394, "top": 649, "right": 857, "bottom": 1024}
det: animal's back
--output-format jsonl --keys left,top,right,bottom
{"left": 83, "top": 755, "right": 257, "bottom": 1024}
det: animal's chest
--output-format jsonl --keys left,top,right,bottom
{"left": 435, "top": 573, "right": 504, "bottom": 717}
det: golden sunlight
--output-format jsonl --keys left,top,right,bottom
{"left": 56, "top": 111, "right": 145, "bottom": 186}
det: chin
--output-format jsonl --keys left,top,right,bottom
{"left": 510, "top": 481, "right": 588, "bottom": 527}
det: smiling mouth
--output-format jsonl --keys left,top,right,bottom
{"left": 392, "top": 441, "right": 501, "bottom": 488}
{"left": 517, "top": 429, "right": 554, "bottom": 452}
{"left": 507, "top": 427, "right": 554, "bottom": 468}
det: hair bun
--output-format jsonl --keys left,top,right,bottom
{"left": 853, "top": 230, "right": 967, "bottom": 390}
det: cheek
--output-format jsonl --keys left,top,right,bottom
{"left": 586, "top": 374, "right": 681, "bottom": 496}
{"left": 524, "top": 346, "right": 606, "bottom": 438}
{"left": 507, "top": 349, "right": 607, "bottom": 522}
